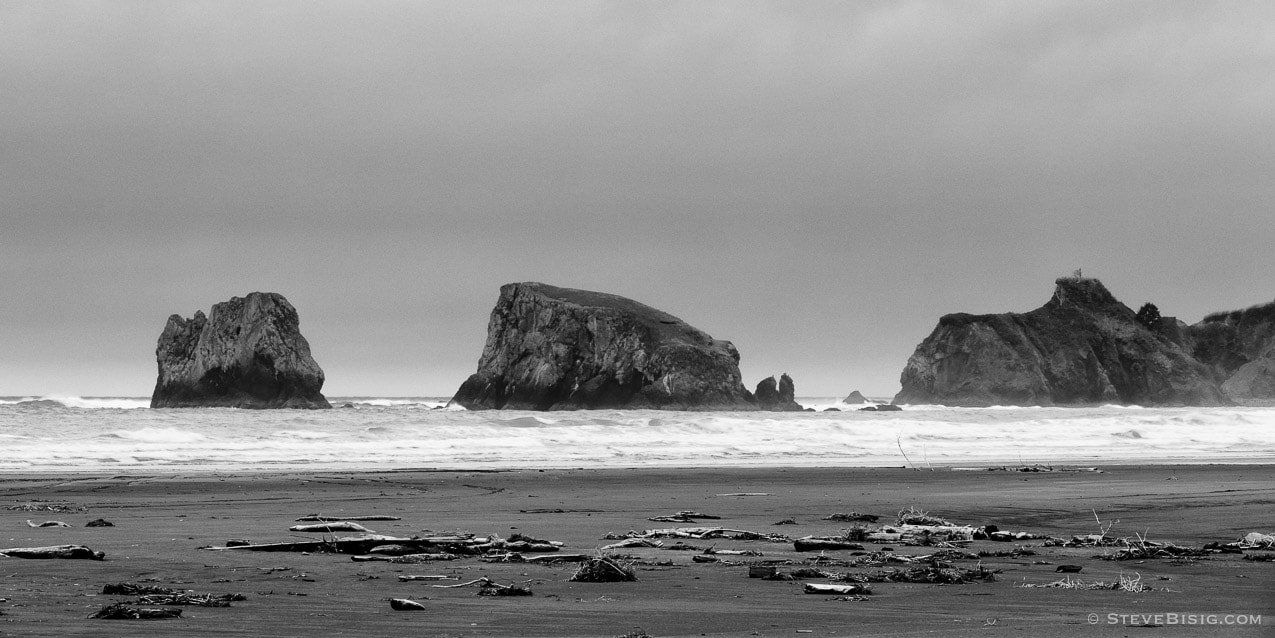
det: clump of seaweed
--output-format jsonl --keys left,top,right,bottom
{"left": 571, "top": 555, "right": 637, "bottom": 583}
{"left": 896, "top": 506, "right": 952, "bottom": 527}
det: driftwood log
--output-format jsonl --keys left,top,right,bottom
{"left": 793, "top": 538, "right": 865, "bottom": 552}
{"left": 296, "top": 515, "right": 401, "bottom": 522}
{"left": 803, "top": 583, "right": 872, "bottom": 595}
{"left": 288, "top": 522, "right": 376, "bottom": 533}
{"left": 1, "top": 544, "right": 104, "bottom": 560}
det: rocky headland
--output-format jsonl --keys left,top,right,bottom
{"left": 150, "top": 292, "right": 331, "bottom": 409}
{"left": 451, "top": 282, "right": 759, "bottom": 410}
{"left": 892, "top": 276, "right": 1270, "bottom": 407}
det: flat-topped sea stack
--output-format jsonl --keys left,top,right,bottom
{"left": 150, "top": 292, "right": 331, "bottom": 409}
{"left": 894, "top": 277, "right": 1227, "bottom": 407}
{"left": 451, "top": 282, "right": 756, "bottom": 410}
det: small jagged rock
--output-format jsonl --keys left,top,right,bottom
{"left": 753, "top": 373, "right": 803, "bottom": 411}
{"left": 150, "top": 292, "right": 331, "bottom": 409}
{"left": 842, "top": 390, "right": 871, "bottom": 404}
{"left": 450, "top": 283, "right": 755, "bottom": 410}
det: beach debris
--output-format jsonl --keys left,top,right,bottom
{"left": 793, "top": 537, "right": 865, "bottom": 552}
{"left": 25, "top": 520, "right": 70, "bottom": 528}
{"left": 1238, "top": 532, "right": 1275, "bottom": 549}
{"left": 824, "top": 512, "right": 880, "bottom": 523}
{"left": 607, "top": 527, "right": 791, "bottom": 543}
{"left": 0, "top": 544, "right": 104, "bottom": 560}
{"left": 703, "top": 547, "right": 762, "bottom": 556}
{"left": 89, "top": 603, "right": 182, "bottom": 620}
{"left": 803, "top": 583, "right": 872, "bottom": 595}
{"left": 432, "top": 577, "right": 533, "bottom": 596}
{"left": 896, "top": 506, "right": 951, "bottom": 527}
{"left": 85, "top": 518, "right": 114, "bottom": 527}
{"left": 647, "top": 511, "right": 721, "bottom": 522}
{"left": 716, "top": 493, "right": 769, "bottom": 497}
{"left": 570, "top": 556, "right": 638, "bottom": 582}
{"left": 351, "top": 553, "right": 459, "bottom": 563}
{"left": 977, "top": 547, "right": 1036, "bottom": 558}
{"left": 102, "top": 583, "right": 246, "bottom": 605}
{"left": 1243, "top": 553, "right": 1275, "bottom": 562}
{"left": 389, "top": 598, "right": 427, "bottom": 611}
{"left": 397, "top": 575, "right": 453, "bottom": 582}
{"left": 526, "top": 553, "right": 590, "bottom": 563}
{"left": 289, "top": 521, "right": 376, "bottom": 533}
{"left": 692, "top": 555, "right": 718, "bottom": 563}
{"left": 296, "top": 514, "right": 400, "bottom": 522}
{"left": 748, "top": 565, "right": 778, "bottom": 578}
{"left": 823, "top": 560, "right": 996, "bottom": 585}
{"left": 600, "top": 538, "right": 663, "bottom": 551}
{"left": 6, "top": 502, "right": 86, "bottom": 513}
{"left": 1021, "top": 572, "right": 1158, "bottom": 592}
{"left": 1055, "top": 565, "right": 1083, "bottom": 573}
{"left": 773, "top": 518, "right": 798, "bottom": 525}
{"left": 207, "top": 533, "right": 489, "bottom": 555}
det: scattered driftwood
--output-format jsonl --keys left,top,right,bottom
{"left": 1243, "top": 553, "right": 1275, "bottom": 562}
{"left": 794, "top": 538, "right": 864, "bottom": 552}
{"left": 207, "top": 533, "right": 487, "bottom": 555}
{"left": 26, "top": 520, "right": 70, "bottom": 528}
{"left": 296, "top": 515, "right": 401, "bottom": 522}
{"left": 397, "top": 575, "right": 453, "bottom": 582}
{"left": 607, "top": 527, "right": 790, "bottom": 543}
{"left": 1239, "top": 532, "right": 1274, "bottom": 549}
{"left": 526, "top": 554, "right": 590, "bottom": 563}
{"left": 0, "top": 544, "right": 104, "bottom": 560}
{"left": 389, "top": 598, "right": 427, "bottom": 611}
{"left": 600, "top": 538, "right": 663, "bottom": 551}
{"left": 432, "top": 577, "right": 533, "bottom": 596}
{"left": 831, "top": 561, "right": 996, "bottom": 585}
{"left": 89, "top": 603, "right": 182, "bottom": 619}
{"left": 648, "top": 511, "right": 721, "bottom": 523}
{"left": 289, "top": 522, "right": 376, "bottom": 533}
{"left": 824, "top": 512, "right": 880, "bottom": 523}
{"left": 351, "top": 553, "right": 459, "bottom": 563}
{"left": 1021, "top": 573, "right": 1157, "bottom": 592}
{"left": 86, "top": 518, "right": 114, "bottom": 527}
{"left": 102, "top": 583, "right": 246, "bottom": 605}
{"left": 803, "top": 583, "right": 872, "bottom": 595}
{"left": 703, "top": 547, "right": 762, "bottom": 556}
{"left": 570, "top": 556, "right": 637, "bottom": 582}
{"left": 6, "top": 502, "right": 85, "bottom": 513}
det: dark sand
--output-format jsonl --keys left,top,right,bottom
{"left": 1, "top": 465, "right": 1272, "bottom": 637}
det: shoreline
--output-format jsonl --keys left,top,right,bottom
{"left": 2, "top": 465, "right": 1271, "bottom": 636}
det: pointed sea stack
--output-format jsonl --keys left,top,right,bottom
{"left": 150, "top": 292, "right": 331, "bottom": 409}
{"left": 893, "top": 277, "right": 1227, "bottom": 407}
{"left": 754, "top": 373, "right": 803, "bottom": 411}
{"left": 451, "top": 282, "right": 756, "bottom": 410}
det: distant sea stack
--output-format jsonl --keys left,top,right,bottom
{"left": 893, "top": 277, "right": 1227, "bottom": 407}
{"left": 450, "top": 282, "right": 756, "bottom": 410}
{"left": 150, "top": 292, "right": 331, "bottom": 409}
{"left": 753, "top": 373, "right": 803, "bottom": 411}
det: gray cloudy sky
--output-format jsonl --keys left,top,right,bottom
{"left": 3, "top": 1, "right": 1273, "bottom": 398}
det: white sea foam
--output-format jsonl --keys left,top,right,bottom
{"left": 0, "top": 398, "right": 1271, "bottom": 472}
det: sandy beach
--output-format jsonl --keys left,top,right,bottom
{"left": 1, "top": 465, "right": 1271, "bottom": 637}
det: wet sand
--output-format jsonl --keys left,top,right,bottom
{"left": 1, "top": 465, "right": 1272, "bottom": 637}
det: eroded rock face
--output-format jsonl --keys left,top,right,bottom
{"left": 893, "top": 278, "right": 1227, "bottom": 407}
{"left": 450, "top": 283, "right": 756, "bottom": 410}
{"left": 1188, "top": 301, "right": 1275, "bottom": 404}
{"left": 754, "top": 373, "right": 803, "bottom": 411}
{"left": 151, "top": 292, "right": 331, "bottom": 409}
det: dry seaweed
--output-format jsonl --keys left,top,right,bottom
{"left": 571, "top": 556, "right": 638, "bottom": 582}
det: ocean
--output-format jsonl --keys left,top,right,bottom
{"left": 2, "top": 396, "right": 1273, "bottom": 473}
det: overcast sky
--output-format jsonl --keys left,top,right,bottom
{"left": 2, "top": 1, "right": 1273, "bottom": 398}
